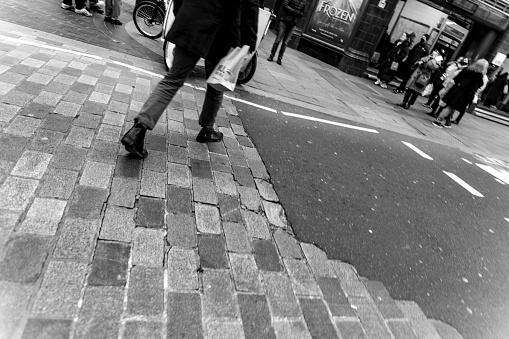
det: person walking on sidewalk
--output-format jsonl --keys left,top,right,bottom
{"left": 393, "top": 34, "right": 430, "bottom": 94}
{"left": 61, "top": 0, "right": 93, "bottom": 16}
{"left": 432, "top": 59, "right": 488, "bottom": 128}
{"left": 105, "top": 0, "right": 122, "bottom": 25}
{"left": 121, "top": 0, "right": 259, "bottom": 158}
{"left": 267, "top": 0, "right": 307, "bottom": 65}
{"left": 374, "top": 32, "right": 412, "bottom": 89}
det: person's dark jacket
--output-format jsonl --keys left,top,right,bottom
{"left": 443, "top": 69, "right": 484, "bottom": 112}
{"left": 281, "top": 0, "right": 306, "bottom": 25}
{"left": 398, "top": 41, "right": 430, "bottom": 77}
{"left": 168, "top": 0, "right": 259, "bottom": 63}
{"left": 387, "top": 39, "right": 411, "bottom": 64}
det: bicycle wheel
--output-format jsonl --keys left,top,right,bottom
{"left": 237, "top": 53, "right": 257, "bottom": 85}
{"left": 133, "top": 1, "right": 165, "bottom": 39}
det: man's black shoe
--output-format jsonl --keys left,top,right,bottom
{"left": 104, "top": 16, "right": 111, "bottom": 22}
{"left": 396, "top": 102, "right": 409, "bottom": 109}
{"left": 267, "top": 55, "right": 274, "bottom": 62}
{"left": 276, "top": 59, "right": 282, "bottom": 65}
{"left": 196, "top": 128, "right": 223, "bottom": 143}
{"left": 110, "top": 19, "right": 123, "bottom": 25}
{"left": 121, "top": 123, "right": 148, "bottom": 158}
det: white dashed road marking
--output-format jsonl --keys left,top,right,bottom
{"left": 443, "top": 171, "right": 484, "bottom": 197}
{"left": 401, "top": 141, "right": 433, "bottom": 160}
{"left": 462, "top": 158, "right": 472, "bottom": 164}
{"left": 281, "top": 112, "right": 379, "bottom": 133}
{"left": 476, "top": 164, "right": 509, "bottom": 185}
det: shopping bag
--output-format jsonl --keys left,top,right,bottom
{"left": 422, "top": 83, "right": 433, "bottom": 97}
{"left": 415, "top": 72, "right": 429, "bottom": 86}
{"left": 207, "top": 46, "right": 250, "bottom": 92}
{"left": 390, "top": 61, "right": 399, "bottom": 71}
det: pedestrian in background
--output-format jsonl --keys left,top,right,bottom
{"left": 451, "top": 72, "right": 488, "bottom": 125}
{"left": 393, "top": 33, "right": 430, "bottom": 94}
{"left": 375, "top": 32, "right": 413, "bottom": 89}
{"left": 267, "top": 0, "right": 307, "bottom": 65}
{"left": 432, "top": 59, "right": 488, "bottom": 128}
{"left": 105, "top": 0, "right": 122, "bottom": 25}
{"left": 121, "top": 0, "right": 259, "bottom": 158}
{"left": 482, "top": 72, "right": 508, "bottom": 109}
{"left": 61, "top": 0, "right": 93, "bottom": 16}
{"left": 88, "top": 0, "right": 104, "bottom": 14}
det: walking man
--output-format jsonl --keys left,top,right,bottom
{"left": 121, "top": 0, "right": 259, "bottom": 158}
{"left": 267, "top": 0, "right": 306, "bottom": 65}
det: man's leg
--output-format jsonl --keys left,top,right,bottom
{"left": 395, "top": 72, "right": 410, "bottom": 92}
{"left": 269, "top": 21, "right": 287, "bottom": 61}
{"left": 196, "top": 59, "right": 224, "bottom": 143}
{"left": 277, "top": 23, "right": 295, "bottom": 64}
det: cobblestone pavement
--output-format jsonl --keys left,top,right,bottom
{"left": 0, "top": 21, "right": 467, "bottom": 339}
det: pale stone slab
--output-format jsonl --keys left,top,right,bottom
{"left": 11, "top": 151, "right": 52, "bottom": 179}
{"left": 241, "top": 210, "right": 270, "bottom": 240}
{"left": 140, "top": 170, "right": 166, "bottom": 198}
{"left": 213, "top": 171, "right": 237, "bottom": 196}
{"left": 195, "top": 203, "right": 221, "bottom": 234}
{"left": 202, "top": 269, "right": 239, "bottom": 319}
{"left": 168, "top": 162, "right": 191, "bottom": 188}
{"left": 206, "top": 320, "right": 245, "bottom": 339}
{"left": 301, "top": 243, "right": 336, "bottom": 278}
{"left": 79, "top": 161, "right": 114, "bottom": 189}
{"left": 19, "top": 198, "right": 67, "bottom": 235}
{"left": 167, "top": 247, "right": 198, "bottom": 290}
{"left": 4, "top": 116, "right": 41, "bottom": 137}
{"left": 273, "top": 320, "right": 312, "bottom": 339}
{"left": 283, "top": 258, "right": 321, "bottom": 296}
{"left": 100, "top": 205, "right": 135, "bottom": 242}
{"left": 229, "top": 253, "right": 262, "bottom": 293}
{"left": 132, "top": 228, "right": 164, "bottom": 267}
{"left": 262, "top": 201, "right": 287, "bottom": 228}
{"left": 0, "top": 177, "right": 39, "bottom": 210}
{"left": 255, "top": 179, "right": 279, "bottom": 202}
{"left": 238, "top": 186, "right": 261, "bottom": 211}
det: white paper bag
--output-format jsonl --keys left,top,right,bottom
{"left": 207, "top": 45, "right": 250, "bottom": 92}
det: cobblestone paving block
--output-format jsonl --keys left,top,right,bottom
{"left": 28, "top": 129, "right": 65, "bottom": 154}
{"left": 203, "top": 269, "right": 239, "bottom": 319}
{"left": 167, "top": 247, "right": 198, "bottom": 291}
{"left": 41, "top": 114, "right": 73, "bottom": 133}
{"left": 236, "top": 136, "right": 254, "bottom": 148}
{"left": 213, "top": 171, "right": 237, "bottom": 196}
{"left": 330, "top": 261, "right": 369, "bottom": 298}
{"left": 218, "top": 193, "right": 243, "bottom": 223}
{"left": 123, "top": 321, "right": 163, "bottom": 339}
{"left": 205, "top": 320, "right": 245, "bottom": 339}
{"left": 195, "top": 203, "right": 221, "bottom": 234}
{"left": 145, "top": 134, "right": 166, "bottom": 152}
{"left": 79, "top": 161, "right": 114, "bottom": 189}
{"left": 253, "top": 239, "right": 282, "bottom": 272}
{"left": 248, "top": 160, "right": 270, "bottom": 180}
{"left": 67, "top": 185, "right": 107, "bottom": 219}
{"left": 21, "top": 318, "right": 73, "bottom": 339}
{"left": 168, "top": 131, "right": 187, "bottom": 147}
{"left": 349, "top": 297, "right": 393, "bottom": 339}
{"left": 210, "top": 153, "right": 231, "bottom": 173}
{"left": 227, "top": 149, "right": 248, "bottom": 167}
{"left": 237, "top": 294, "right": 276, "bottom": 339}
{"left": 167, "top": 185, "right": 193, "bottom": 214}
{"left": 0, "top": 211, "right": 20, "bottom": 258}
{"left": 0, "top": 176, "right": 39, "bottom": 210}
{"left": 96, "top": 124, "right": 121, "bottom": 142}
{"left": 167, "top": 120, "right": 185, "bottom": 134}
{"left": 317, "top": 276, "right": 357, "bottom": 317}
{"left": 190, "top": 159, "right": 213, "bottom": 180}
{"left": 143, "top": 150, "right": 166, "bottom": 172}
{"left": 54, "top": 101, "right": 81, "bottom": 117}
{"left": 140, "top": 170, "right": 166, "bottom": 198}
{"left": 136, "top": 196, "right": 165, "bottom": 228}
{"left": 81, "top": 100, "right": 107, "bottom": 116}
{"left": 274, "top": 229, "right": 302, "bottom": 259}
{"left": 74, "top": 286, "right": 124, "bottom": 339}
{"left": 396, "top": 301, "right": 442, "bottom": 339}
{"left": 299, "top": 298, "right": 340, "bottom": 339}
{"left": 19, "top": 102, "right": 52, "bottom": 119}
{"left": 207, "top": 141, "right": 227, "bottom": 156}
{"left": 127, "top": 266, "right": 164, "bottom": 317}
{"left": 0, "top": 103, "right": 20, "bottom": 123}
{"left": 32, "top": 261, "right": 87, "bottom": 317}
{"left": 19, "top": 198, "right": 66, "bottom": 235}
{"left": 255, "top": 179, "right": 278, "bottom": 202}
{"left": 301, "top": 243, "right": 336, "bottom": 278}
{"left": 263, "top": 272, "right": 301, "bottom": 318}
{"left": 0, "top": 234, "right": 50, "bottom": 283}
{"left": 114, "top": 155, "right": 142, "bottom": 179}
{"left": 167, "top": 213, "right": 197, "bottom": 248}
{"left": 242, "top": 146, "right": 263, "bottom": 163}
{"left": 0, "top": 134, "right": 28, "bottom": 162}
{"left": 198, "top": 234, "right": 229, "bottom": 269}
{"left": 232, "top": 165, "right": 255, "bottom": 187}
{"left": 283, "top": 258, "right": 321, "bottom": 296}
{"left": 100, "top": 205, "right": 135, "bottom": 242}
{"left": 430, "top": 320, "right": 464, "bottom": 339}
{"left": 54, "top": 218, "right": 100, "bottom": 260}
{"left": 0, "top": 281, "right": 33, "bottom": 339}
{"left": 103, "top": 111, "right": 125, "bottom": 126}
{"left": 363, "top": 280, "right": 405, "bottom": 319}
{"left": 229, "top": 253, "right": 262, "bottom": 293}
{"left": 74, "top": 112, "right": 102, "bottom": 129}
{"left": 188, "top": 141, "right": 209, "bottom": 161}
{"left": 87, "top": 140, "right": 118, "bottom": 165}
{"left": 64, "top": 126, "right": 95, "bottom": 148}
{"left": 88, "top": 240, "right": 131, "bottom": 286}
{"left": 168, "top": 145, "right": 188, "bottom": 165}
{"left": 51, "top": 145, "right": 87, "bottom": 171}
{"left": 167, "top": 292, "right": 203, "bottom": 339}
{"left": 132, "top": 227, "right": 164, "bottom": 268}
{"left": 273, "top": 320, "right": 312, "bottom": 339}
{"left": 386, "top": 320, "right": 419, "bottom": 339}
{"left": 168, "top": 162, "right": 191, "bottom": 188}
{"left": 11, "top": 150, "right": 52, "bottom": 179}
{"left": 193, "top": 177, "right": 217, "bottom": 205}
{"left": 262, "top": 200, "right": 288, "bottom": 228}
{"left": 238, "top": 186, "right": 261, "bottom": 211}
{"left": 335, "top": 319, "right": 368, "bottom": 339}
{"left": 223, "top": 222, "right": 252, "bottom": 253}
{"left": 2, "top": 90, "right": 34, "bottom": 107}
{"left": 109, "top": 177, "right": 138, "bottom": 208}
{"left": 63, "top": 90, "right": 88, "bottom": 104}
{"left": 4, "top": 115, "right": 41, "bottom": 137}
{"left": 241, "top": 210, "right": 271, "bottom": 240}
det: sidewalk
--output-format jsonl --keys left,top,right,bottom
{"left": 0, "top": 20, "right": 467, "bottom": 339}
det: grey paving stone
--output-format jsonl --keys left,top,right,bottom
{"left": 299, "top": 298, "right": 340, "bottom": 339}
{"left": 229, "top": 253, "right": 262, "bottom": 293}
{"left": 168, "top": 162, "right": 191, "bottom": 188}
{"left": 87, "top": 140, "right": 118, "bottom": 164}
{"left": 387, "top": 320, "right": 418, "bottom": 339}
{"left": 273, "top": 229, "right": 302, "bottom": 259}
{"left": 396, "top": 300, "right": 442, "bottom": 339}
{"left": 331, "top": 261, "right": 369, "bottom": 298}
{"left": 96, "top": 124, "right": 121, "bottom": 142}
{"left": 39, "top": 168, "right": 78, "bottom": 199}
{"left": 205, "top": 321, "right": 245, "bottom": 339}
{"left": 263, "top": 272, "right": 301, "bottom": 318}
{"left": 430, "top": 319, "right": 463, "bottom": 339}
{"left": 41, "top": 114, "right": 73, "bottom": 133}
{"left": 168, "top": 145, "right": 188, "bottom": 165}
{"left": 301, "top": 243, "right": 336, "bottom": 278}
{"left": 79, "top": 161, "right": 114, "bottom": 189}
{"left": 203, "top": 269, "right": 239, "bottom": 319}
{"left": 0, "top": 176, "right": 39, "bottom": 210}
{"left": 190, "top": 159, "right": 213, "bottom": 180}
{"left": 167, "top": 247, "right": 198, "bottom": 291}
{"left": 51, "top": 145, "right": 87, "bottom": 171}
{"left": 0, "top": 134, "right": 29, "bottom": 162}
{"left": 262, "top": 201, "right": 288, "bottom": 228}
{"left": 4, "top": 116, "right": 41, "bottom": 137}
{"left": 349, "top": 297, "right": 393, "bottom": 339}
{"left": 123, "top": 321, "right": 163, "bottom": 339}
{"left": 335, "top": 319, "right": 368, "bottom": 339}
{"left": 198, "top": 234, "right": 228, "bottom": 269}
{"left": 273, "top": 320, "right": 312, "bottom": 339}
{"left": 255, "top": 179, "right": 278, "bottom": 202}
{"left": 167, "top": 185, "right": 193, "bottom": 214}
{"left": 236, "top": 136, "right": 254, "bottom": 148}
{"left": 19, "top": 198, "right": 67, "bottom": 235}
{"left": 167, "top": 213, "right": 197, "bottom": 248}
{"left": 284, "top": 258, "right": 321, "bottom": 296}
{"left": 226, "top": 149, "right": 248, "bottom": 167}
{"left": 21, "top": 318, "right": 73, "bottom": 339}
{"left": 19, "top": 102, "right": 52, "bottom": 119}
{"left": 67, "top": 186, "right": 107, "bottom": 219}
{"left": 140, "top": 170, "right": 166, "bottom": 198}
{"left": 114, "top": 155, "right": 143, "bottom": 179}
{"left": 210, "top": 153, "right": 231, "bottom": 173}
{"left": 132, "top": 227, "right": 164, "bottom": 267}
{"left": 0, "top": 281, "right": 33, "bottom": 339}
{"left": 136, "top": 197, "right": 165, "bottom": 228}
{"left": 74, "top": 286, "right": 124, "bottom": 339}
{"left": 54, "top": 218, "right": 100, "bottom": 260}
{"left": 232, "top": 165, "right": 255, "bottom": 187}
{"left": 143, "top": 150, "right": 166, "bottom": 172}
{"left": 218, "top": 194, "right": 243, "bottom": 223}
{"left": 54, "top": 101, "right": 82, "bottom": 117}
{"left": 242, "top": 146, "right": 262, "bottom": 163}
{"left": 213, "top": 171, "right": 237, "bottom": 196}
{"left": 195, "top": 203, "right": 221, "bottom": 234}
{"left": 0, "top": 211, "right": 21, "bottom": 259}
{"left": 11, "top": 150, "right": 52, "bottom": 179}
{"left": 74, "top": 112, "right": 102, "bottom": 129}
{"left": 241, "top": 210, "right": 270, "bottom": 239}
{"left": 237, "top": 294, "right": 275, "bottom": 339}
{"left": 238, "top": 186, "right": 261, "bottom": 211}
{"left": 108, "top": 177, "right": 138, "bottom": 208}
{"left": 127, "top": 266, "right": 164, "bottom": 316}
{"left": 88, "top": 240, "right": 131, "bottom": 286}
{"left": 100, "top": 205, "right": 135, "bottom": 242}
{"left": 0, "top": 234, "right": 50, "bottom": 283}
{"left": 253, "top": 239, "right": 282, "bottom": 272}
{"left": 223, "top": 222, "right": 251, "bottom": 253}
{"left": 248, "top": 160, "right": 270, "bottom": 180}
{"left": 317, "top": 277, "right": 357, "bottom": 317}
{"left": 363, "top": 280, "right": 405, "bottom": 319}
{"left": 32, "top": 261, "right": 88, "bottom": 317}
{"left": 192, "top": 178, "right": 217, "bottom": 204}
{"left": 0, "top": 102, "right": 21, "bottom": 122}
{"left": 145, "top": 134, "right": 166, "bottom": 151}
{"left": 168, "top": 131, "right": 187, "bottom": 147}
{"left": 27, "top": 129, "right": 64, "bottom": 154}
{"left": 207, "top": 141, "right": 227, "bottom": 156}
{"left": 64, "top": 126, "right": 94, "bottom": 148}
{"left": 167, "top": 292, "right": 203, "bottom": 339}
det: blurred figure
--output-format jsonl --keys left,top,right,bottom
{"left": 482, "top": 72, "right": 508, "bottom": 108}
{"left": 451, "top": 72, "right": 488, "bottom": 125}
{"left": 375, "top": 32, "right": 412, "bottom": 89}
{"left": 61, "top": 0, "right": 93, "bottom": 16}
{"left": 393, "top": 33, "right": 430, "bottom": 94}
{"left": 375, "top": 29, "right": 392, "bottom": 69}
{"left": 105, "top": 0, "right": 122, "bottom": 25}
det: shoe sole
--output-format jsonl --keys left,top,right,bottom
{"left": 121, "top": 139, "right": 147, "bottom": 158}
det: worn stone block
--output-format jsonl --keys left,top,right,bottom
{"left": 363, "top": 280, "right": 405, "bottom": 319}
{"left": 143, "top": 150, "right": 166, "bottom": 172}
{"left": 253, "top": 239, "right": 282, "bottom": 272}
{"left": 4, "top": 116, "right": 41, "bottom": 137}
{"left": 64, "top": 126, "right": 94, "bottom": 148}
{"left": 54, "top": 218, "right": 99, "bottom": 260}
{"left": 274, "top": 229, "right": 302, "bottom": 259}
{"left": 223, "top": 222, "right": 251, "bottom": 253}
{"left": 262, "top": 201, "right": 287, "bottom": 228}
{"left": 41, "top": 114, "right": 73, "bottom": 133}
{"left": 210, "top": 153, "right": 231, "bottom": 173}
{"left": 132, "top": 227, "right": 164, "bottom": 267}
{"left": 386, "top": 320, "right": 418, "bottom": 339}
{"left": 195, "top": 203, "right": 221, "bottom": 234}
{"left": 28, "top": 129, "right": 65, "bottom": 154}
{"left": 167, "top": 292, "right": 203, "bottom": 339}
{"left": 109, "top": 177, "right": 137, "bottom": 208}
{"left": 232, "top": 165, "right": 255, "bottom": 187}
{"left": 140, "top": 170, "right": 166, "bottom": 198}
{"left": 19, "top": 198, "right": 66, "bottom": 235}
{"left": 198, "top": 234, "right": 228, "bottom": 269}
{"left": 96, "top": 124, "right": 122, "bottom": 142}
{"left": 227, "top": 149, "right": 248, "bottom": 167}
{"left": 87, "top": 140, "right": 118, "bottom": 165}
{"left": 218, "top": 194, "right": 243, "bottom": 223}
{"left": 67, "top": 186, "right": 107, "bottom": 219}
{"left": 74, "top": 112, "right": 102, "bottom": 129}
{"left": 284, "top": 258, "right": 321, "bottom": 296}
{"left": 11, "top": 150, "right": 52, "bottom": 179}
{"left": 301, "top": 243, "right": 335, "bottom": 278}
{"left": 335, "top": 319, "right": 368, "bottom": 339}
{"left": 229, "top": 253, "right": 261, "bottom": 293}
{"left": 248, "top": 160, "right": 269, "bottom": 180}
{"left": 168, "top": 162, "right": 191, "bottom": 188}
{"left": 21, "top": 318, "right": 73, "bottom": 339}
{"left": 255, "top": 179, "right": 278, "bottom": 202}
{"left": 167, "top": 185, "right": 193, "bottom": 214}
{"left": 168, "top": 131, "right": 187, "bottom": 147}
{"left": 0, "top": 281, "right": 33, "bottom": 339}
{"left": 190, "top": 159, "right": 213, "bottom": 180}
{"left": 317, "top": 276, "right": 356, "bottom": 317}
{"left": 136, "top": 197, "right": 165, "bottom": 228}
{"left": 203, "top": 269, "right": 239, "bottom": 319}
{"left": 88, "top": 241, "right": 131, "bottom": 286}
{"left": 0, "top": 102, "right": 20, "bottom": 122}
{"left": 237, "top": 294, "right": 275, "bottom": 339}
{"left": 349, "top": 297, "right": 393, "bottom": 339}
{"left": 241, "top": 210, "right": 270, "bottom": 240}
{"left": 123, "top": 321, "right": 162, "bottom": 339}
{"left": 213, "top": 171, "right": 237, "bottom": 196}
{"left": 396, "top": 301, "right": 441, "bottom": 339}
{"left": 114, "top": 155, "right": 142, "bottom": 179}
{"left": 51, "top": 145, "right": 87, "bottom": 171}
{"left": 100, "top": 205, "right": 135, "bottom": 242}
{"left": 238, "top": 186, "right": 260, "bottom": 211}
{"left": 273, "top": 320, "right": 312, "bottom": 339}
{"left": 263, "top": 272, "right": 301, "bottom": 318}
{"left": 0, "top": 176, "right": 39, "bottom": 210}
{"left": 167, "top": 247, "right": 198, "bottom": 291}
{"left": 127, "top": 266, "right": 164, "bottom": 316}
{"left": 0, "top": 134, "right": 29, "bottom": 162}
{"left": 205, "top": 321, "right": 245, "bottom": 339}
{"left": 330, "top": 261, "right": 369, "bottom": 298}
{"left": 54, "top": 101, "right": 81, "bottom": 117}
{"left": 299, "top": 298, "right": 339, "bottom": 338}
{"left": 0, "top": 211, "right": 21, "bottom": 259}
{"left": 20, "top": 102, "right": 52, "bottom": 119}
{"left": 167, "top": 213, "right": 197, "bottom": 248}
{"left": 79, "top": 161, "right": 114, "bottom": 189}
{"left": 168, "top": 145, "right": 188, "bottom": 165}
{"left": 192, "top": 178, "right": 217, "bottom": 205}
{"left": 32, "top": 261, "right": 88, "bottom": 317}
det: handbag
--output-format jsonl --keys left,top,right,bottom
{"left": 207, "top": 46, "right": 250, "bottom": 91}
{"left": 390, "top": 61, "right": 399, "bottom": 71}
{"left": 416, "top": 72, "right": 429, "bottom": 86}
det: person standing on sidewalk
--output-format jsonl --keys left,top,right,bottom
{"left": 105, "top": 0, "right": 122, "bottom": 25}
{"left": 121, "top": 0, "right": 259, "bottom": 158}
{"left": 61, "top": 0, "right": 93, "bottom": 16}
{"left": 393, "top": 34, "right": 430, "bottom": 94}
{"left": 267, "top": 0, "right": 307, "bottom": 65}
{"left": 375, "top": 32, "right": 412, "bottom": 89}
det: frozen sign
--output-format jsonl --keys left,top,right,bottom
{"left": 304, "top": 0, "right": 363, "bottom": 49}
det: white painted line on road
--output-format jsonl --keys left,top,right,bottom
{"left": 476, "top": 163, "right": 509, "bottom": 185}
{"left": 495, "top": 178, "right": 506, "bottom": 185}
{"left": 281, "top": 112, "right": 379, "bottom": 133}
{"left": 462, "top": 158, "right": 472, "bottom": 164}
{"left": 505, "top": 218, "right": 509, "bottom": 222}
{"left": 443, "top": 171, "right": 484, "bottom": 197}
{"left": 229, "top": 97, "right": 278, "bottom": 113}
{"left": 401, "top": 141, "right": 433, "bottom": 160}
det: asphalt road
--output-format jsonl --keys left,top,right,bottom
{"left": 233, "top": 93, "right": 509, "bottom": 339}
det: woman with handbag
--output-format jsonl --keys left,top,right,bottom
{"left": 375, "top": 32, "right": 412, "bottom": 89}
{"left": 396, "top": 53, "right": 442, "bottom": 109}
